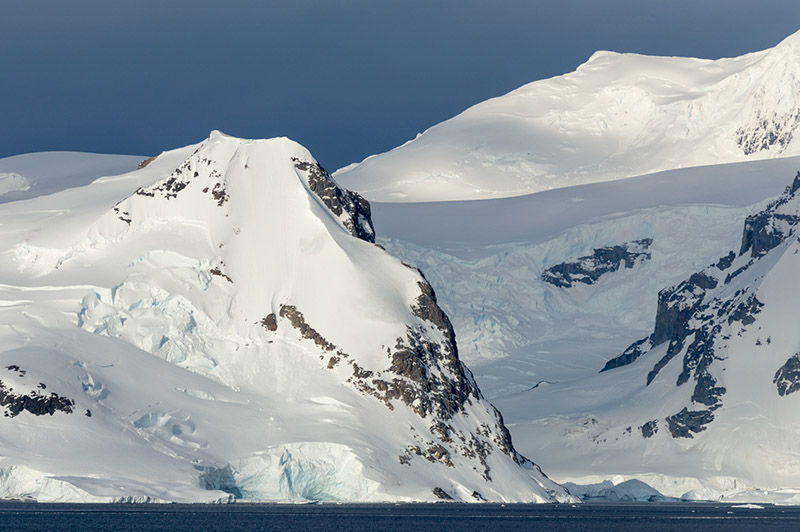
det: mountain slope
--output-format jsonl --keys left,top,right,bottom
{"left": 0, "top": 132, "right": 570, "bottom": 503}
{"left": 492, "top": 170, "right": 800, "bottom": 496}
{"left": 336, "top": 30, "right": 800, "bottom": 202}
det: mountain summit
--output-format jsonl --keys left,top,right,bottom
{"left": 0, "top": 132, "right": 570, "bottom": 503}
{"left": 336, "top": 30, "right": 800, "bottom": 202}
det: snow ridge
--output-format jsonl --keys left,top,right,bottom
{"left": 336, "top": 30, "right": 800, "bottom": 202}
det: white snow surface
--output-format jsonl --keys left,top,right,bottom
{"left": 0, "top": 134, "right": 571, "bottom": 504}
{"left": 0, "top": 173, "right": 30, "bottom": 196}
{"left": 0, "top": 151, "right": 142, "bottom": 203}
{"left": 336, "top": 30, "right": 800, "bottom": 202}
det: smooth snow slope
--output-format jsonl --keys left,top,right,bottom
{"left": 336, "top": 30, "right": 800, "bottom": 202}
{"left": 0, "top": 135, "right": 570, "bottom": 503}
{"left": 0, "top": 151, "right": 142, "bottom": 203}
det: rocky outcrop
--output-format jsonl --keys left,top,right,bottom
{"left": 774, "top": 354, "right": 800, "bottom": 396}
{"left": 640, "top": 420, "right": 658, "bottom": 438}
{"left": 601, "top": 338, "right": 652, "bottom": 372}
{"left": 137, "top": 156, "right": 157, "bottom": 170}
{"left": 735, "top": 112, "right": 800, "bottom": 156}
{"left": 279, "top": 305, "right": 336, "bottom": 352}
{"left": 291, "top": 158, "right": 375, "bottom": 243}
{"left": 542, "top": 239, "right": 652, "bottom": 288}
{"left": 666, "top": 408, "right": 715, "bottom": 439}
{"left": 740, "top": 172, "right": 800, "bottom": 257}
{"left": 432, "top": 487, "right": 453, "bottom": 500}
{"left": 1, "top": 366, "right": 75, "bottom": 418}
{"left": 602, "top": 172, "right": 800, "bottom": 439}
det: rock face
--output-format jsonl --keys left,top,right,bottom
{"left": 542, "top": 239, "right": 652, "bottom": 288}
{"left": 0, "top": 131, "right": 570, "bottom": 503}
{"left": 602, "top": 172, "right": 800, "bottom": 438}
{"left": 1, "top": 366, "right": 75, "bottom": 418}
{"left": 291, "top": 158, "right": 375, "bottom": 243}
{"left": 774, "top": 354, "right": 800, "bottom": 397}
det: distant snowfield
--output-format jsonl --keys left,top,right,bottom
{"left": 0, "top": 151, "right": 142, "bottom": 203}
{"left": 336, "top": 30, "right": 800, "bottom": 202}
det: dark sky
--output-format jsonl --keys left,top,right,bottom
{"left": 2, "top": 1, "right": 799, "bottom": 170}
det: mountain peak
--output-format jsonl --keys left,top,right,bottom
{"left": 0, "top": 135, "right": 571, "bottom": 503}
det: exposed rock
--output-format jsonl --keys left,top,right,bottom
{"left": 432, "top": 487, "right": 453, "bottom": 500}
{"left": 688, "top": 272, "right": 718, "bottom": 291}
{"left": 210, "top": 183, "right": 228, "bottom": 206}
{"left": 739, "top": 172, "right": 800, "bottom": 258}
{"left": 209, "top": 267, "right": 233, "bottom": 283}
{"left": 0, "top": 369, "right": 75, "bottom": 418}
{"left": 197, "top": 465, "right": 243, "bottom": 499}
{"left": 666, "top": 408, "right": 715, "bottom": 438}
{"left": 774, "top": 354, "right": 800, "bottom": 396}
{"left": 135, "top": 159, "right": 196, "bottom": 200}
{"left": 602, "top": 338, "right": 652, "bottom": 372}
{"left": 113, "top": 206, "right": 132, "bottom": 225}
{"left": 291, "top": 158, "right": 375, "bottom": 243}
{"left": 542, "top": 238, "right": 652, "bottom": 288}
{"left": 603, "top": 173, "right": 800, "bottom": 440}
{"left": 260, "top": 313, "right": 277, "bottom": 332}
{"left": 716, "top": 251, "right": 736, "bottom": 271}
{"left": 726, "top": 294, "right": 763, "bottom": 326}
{"left": 640, "top": 420, "right": 658, "bottom": 438}
{"left": 278, "top": 305, "right": 336, "bottom": 351}
{"left": 735, "top": 112, "right": 800, "bottom": 156}
{"left": 137, "top": 156, "right": 157, "bottom": 170}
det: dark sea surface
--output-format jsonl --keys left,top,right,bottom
{"left": 1, "top": 501, "right": 800, "bottom": 531}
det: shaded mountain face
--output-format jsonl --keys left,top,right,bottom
{"left": 336, "top": 30, "right": 800, "bottom": 202}
{"left": 604, "top": 172, "right": 800, "bottom": 438}
{"left": 0, "top": 132, "right": 570, "bottom": 503}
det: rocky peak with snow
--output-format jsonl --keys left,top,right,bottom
{"left": 0, "top": 132, "right": 571, "bottom": 503}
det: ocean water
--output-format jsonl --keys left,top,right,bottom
{"left": 1, "top": 502, "right": 800, "bottom": 531}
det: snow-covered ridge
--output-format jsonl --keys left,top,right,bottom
{"left": 336, "top": 29, "right": 800, "bottom": 202}
{"left": 0, "top": 133, "right": 570, "bottom": 503}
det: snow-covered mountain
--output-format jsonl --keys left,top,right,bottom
{"left": 336, "top": 30, "right": 800, "bottom": 202}
{"left": 491, "top": 170, "right": 800, "bottom": 498}
{"left": 0, "top": 132, "right": 570, "bottom": 503}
